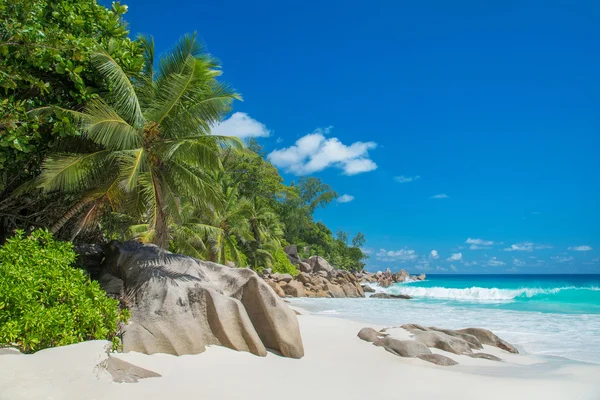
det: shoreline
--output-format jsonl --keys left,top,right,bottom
{"left": 288, "top": 299, "right": 600, "bottom": 369}
{"left": 2, "top": 311, "right": 600, "bottom": 400}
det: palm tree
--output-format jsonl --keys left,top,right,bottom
{"left": 32, "top": 34, "right": 241, "bottom": 248}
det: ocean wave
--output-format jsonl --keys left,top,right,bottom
{"left": 377, "top": 285, "right": 600, "bottom": 301}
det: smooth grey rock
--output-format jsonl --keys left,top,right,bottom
{"left": 418, "top": 353, "right": 458, "bottom": 366}
{"left": 101, "top": 241, "right": 304, "bottom": 358}
{"left": 457, "top": 328, "right": 518, "bottom": 354}
{"left": 393, "top": 269, "right": 409, "bottom": 282}
{"left": 469, "top": 352, "right": 502, "bottom": 361}
{"left": 428, "top": 327, "right": 483, "bottom": 350}
{"left": 374, "top": 337, "right": 432, "bottom": 358}
{"left": 296, "top": 272, "right": 312, "bottom": 284}
{"left": 105, "top": 356, "right": 161, "bottom": 383}
{"left": 414, "top": 331, "right": 473, "bottom": 355}
{"left": 357, "top": 327, "right": 387, "bottom": 343}
{"left": 401, "top": 324, "right": 429, "bottom": 333}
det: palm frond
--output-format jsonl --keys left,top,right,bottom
{"left": 38, "top": 151, "right": 114, "bottom": 193}
{"left": 82, "top": 99, "right": 142, "bottom": 150}
{"left": 92, "top": 50, "right": 144, "bottom": 127}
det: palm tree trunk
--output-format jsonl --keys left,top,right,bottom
{"left": 50, "top": 197, "right": 94, "bottom": 234}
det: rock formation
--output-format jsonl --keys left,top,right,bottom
{"left": 358, "top": 324, "right": 517, "bottom": 366}
{"left": 99, "top": 241, "right": 304, "bottom": 359}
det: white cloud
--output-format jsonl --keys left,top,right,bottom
{"left": 551, "top": 256, "right": 574, "bottom": 263}
{"left": 376, "top": 248, "right": 418, "bottom": 262}
{"left": 212, "top": 112, "right": 270, "bottom": 139}
{"left": 568, "top": 245, "right": 593, "bottom": 251}
{"left": 487, "top": 257, "right": 506, "bottom": 266}
{"left": 504, "top": 242, "right": 552, "bottom": 252}
{"left": 447, "top": 252, "right": 462, "bottom": 261}
{"left": 513, "top": 258, "right": 527, "bottom": 267}
{"left": 395, "top": 175, "right": 420, "bottom": 183}
{"left": 450, "top": 264, "right": 458, "bottom": 271}
{"left": 430, "top": 250, "right": 439, "bottom": 259}
{"left": 267, "top": 130, "right": 377, "bottom": 176}
{"left": 337, "top": 194, "right": 354, "bottom": 203}
{"left": 430, "top": 194, "right": 449, "bottom": 199}
{"left": 466, "top": 238, "right": 495, "bottom": 250}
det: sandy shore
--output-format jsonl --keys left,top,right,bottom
{"left": 1, "top": 312, "right": 599, "bottom": 400}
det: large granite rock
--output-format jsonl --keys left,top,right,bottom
{"left": 373, "top": 337, "right": 432, "bottom": 358}
{"left": 307, "top": 256, "right": 334, "bottom": 274}
{"left": 414, "top": 331, "right": 472, "bottom": 355}
{"left": 393, "top": 269, "right": 410, "bottom": 282}
{"left": 457, "top": 328, "right": 518, "bottom": 354}
{"left": 101, "top": 241, "right": 304, "bottom": 358}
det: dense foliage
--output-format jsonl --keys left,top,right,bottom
{"left": 0, "top": 0, "right": 144, "bottom": 240}
{"left": 0, "top": 229, "right": 128, "bottom": 352}
{"left": 1, "top": 0, "right": 367, "bottom": 277}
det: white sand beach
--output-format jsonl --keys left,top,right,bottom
{"left": 1, "top": 311, "right": 599, "bottom": 400}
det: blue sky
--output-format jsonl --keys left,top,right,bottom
{"left": 112, "top": 0, "right": 599, "bottom": 273}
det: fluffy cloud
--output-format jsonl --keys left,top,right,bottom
{"left": 487, "top": 257, "right": 506, "bottom": 266}
{"left": 376, "top": 248, "right": 418, "bottom": 262}
{"left": 395, "top": 175, "right": 420, "bottom": 183}
{"left": 211, "top": 112, "right": 270, "bottom": 139}
{"left": 568, "top": 245, "right": 593, "bottom": 251}
{"left": 267, "top": 130, "right": 377, "bottom": 176}
{"left": 551, "top": 256, "right": 574, "bottom": 263}
{"left": 466, "top": 237, "right": 496, "bottom": 250}
{"left": 337, "top": 194, "right": 354, "bottom": 203}
{"left": 430, "top": 194, "right": 449, "bottom": 199}
{"left": 504, "top": 242, "right": 552, "bottom": 252}
{"left": 447, "top": 252, "right": 462, "bottom": 261}
{"left": 430, "top": 250, "right": 439, "bottom": 259}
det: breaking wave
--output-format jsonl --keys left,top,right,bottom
{"left": 374, "top": 285, "right": 600, "bottom": 301}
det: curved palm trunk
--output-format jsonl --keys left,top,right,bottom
{"left": 50, "top": 197, "right": 94, "bottom": 234}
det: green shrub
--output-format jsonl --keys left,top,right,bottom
{"left": 0, "top": 229, "right": 128, "bottom": 352}
{"left": 271, "top": 247, "right": 299, "bottom": 276}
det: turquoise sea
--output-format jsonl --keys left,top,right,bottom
{"left": 290, "top": 274, "right": 600, "bottom": 364}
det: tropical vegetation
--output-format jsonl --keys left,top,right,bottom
{"left": 0, "top": 229, "right": 128, "bottom": 352}
{"left": 0, "top": 0, "right": 367, "bottom": 275}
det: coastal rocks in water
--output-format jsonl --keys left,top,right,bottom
{"left": 414, "top": 331, "right": 473, "bottom": 355}
{"left": 373, "top": 337, "right": 432, "bottom": 358}
{"left": 105, "top": 356, "right": 161, "bottom": 383}
{"left": 307, "top": 256, "right": 334, "bottom": 274}
{"left": 357, "top": 327, "right": 388, "bottom": 343}
{"left": 414, "top": 273, "right": 426, "bottom": 281}
{"left": 418, "top": 353, "right": 459, "bottom": 366}
{"left": 101, "top": 241, "right": 304, "bottom": 359}
{"left": 361, "top": 284, "right": 375, "bottom": 293}
{"left": 370, "top": 293, "right": 412, "bottom": 299}
{"left": 393, "top": 269, "right": 410, "bottom": 282}
{"left": 457, "top": 328, "right": 519, "bottom": 354}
